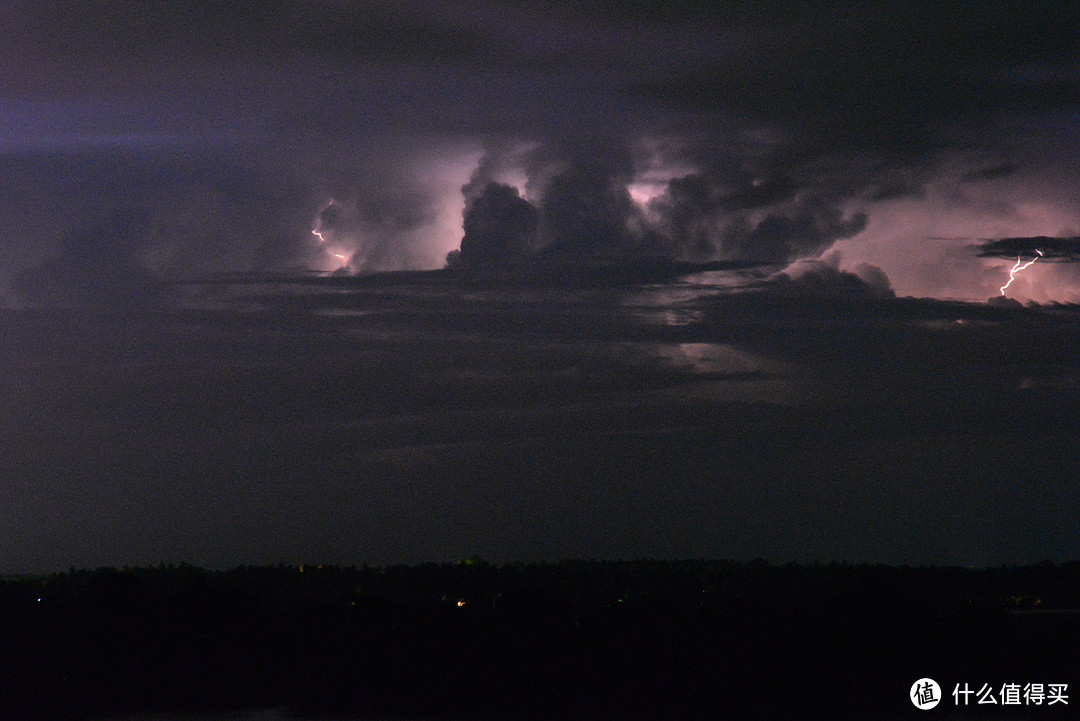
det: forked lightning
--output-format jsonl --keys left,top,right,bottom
{"left": 999, "top": 249, "right": 1043, "bottom": 296}
{"left": 313, "top": 199, "right": 349, "bottom": 264}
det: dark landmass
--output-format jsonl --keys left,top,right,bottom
{"left": 192, "top": 257, "right": 775, "bottom": 290}
{"left": 2, "top": 560, "right": 1078, "bottom": 720}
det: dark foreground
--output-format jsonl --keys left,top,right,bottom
{"left": 2, "top": 560, "right": 1078, "bottom": 720}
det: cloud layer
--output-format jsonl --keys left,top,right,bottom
{"left": 1, "top": 2, "right": 1078, "bottom": 303}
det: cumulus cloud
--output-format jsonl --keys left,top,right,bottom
{"left": 648, "top": 169, "right": 867, "bottom": 263}
{"left": 449, "top": 183, "right": 538, "bottom": 266}
{"left": 445, "top": 141, "right": 868, "bottom": 268}
{"left": 771, "top": 255, "right": 894, "bottom": 299}
{"left": 448, "top": 140, "right": 666, "bottom": 265}
{"left": 538, "top": 166, "right": 640, "bottom": 256}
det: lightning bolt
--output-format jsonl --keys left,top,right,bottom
{"left": 999, "top": 249, "right": 1043, "bottom": 296}
{"left": 312, "top": 199, "right": 349, "bottom": 265}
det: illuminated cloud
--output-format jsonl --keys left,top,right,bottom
{"left": 0, "top": 2, "right": 1078, "bottom": 304}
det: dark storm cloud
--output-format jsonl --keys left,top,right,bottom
{"left": 740, "top": 201, "right": 867, "bottom": 263}
{"left": 615, "top": 3, "right": 1080, "bottom": 281}
{"left": 975, "top": 236, "right": 1080, "bottom": 262}
{"left": 0, "top": 1, "right": 501, "bottom": 300}
{"left": 450, "top": 183, "right": 538, "bottom": 266}
{"left": 3, "top": 1, "right": 1080, "bottom": 300}
{"left": 9, "top": 2, "right": 1080, "bottom": 145}
{"left": 642, "top": 160, "right": 866, "bottom": 262}
{"left": 538, "top": 167, "right": 640, "bottom": 257}
{"left": 452, "top": 138, "right": 866, "bottom": 266}
{"left": 1, "top": 147, "right": 321, "bottom": 304}
{"left": 627, "top": 3, "right": 1080, "bottom": 152}
{"left": 13, "top": 210, "right": 169, "bottom": 308}
{"left": 451, "top": 139, "right": 666, "bottom": 263}
{"left": 770, "top": 257, "right": 894, "bottom": 299}
{"left": 1, "top": 0, "right": 498, "bottom": 80}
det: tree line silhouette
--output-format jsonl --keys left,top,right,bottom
{"left": 1, "top": 559, "right": 1078, "bottom": 719}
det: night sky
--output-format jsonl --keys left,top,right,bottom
{"left": 2, "top": 1, "right": 1080, "bottom": 572}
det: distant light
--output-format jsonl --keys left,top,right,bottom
{"left": 456, "top": 599, "right": 466, "bottom": 607}
{"left": 628, "top": 181, "right": 665, "bottom": 206}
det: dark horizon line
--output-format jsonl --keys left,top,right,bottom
{"left": 8, "top": 556, "right": 1079, "bottom": 580}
